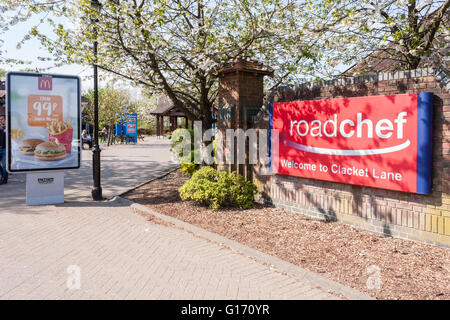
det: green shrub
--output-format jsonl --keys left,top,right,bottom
{"left": 179, "top": 149, "right": 200, "bottom": 176}
{"left": 171, "top": 128, "right": 220, "bottom": 177}
{"left": 179, "top": 166, "right": 257, "bottom": 209}
{"left": 181, "top": 161, "right": 199, "bottom": 176}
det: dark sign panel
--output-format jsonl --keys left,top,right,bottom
{"left": 217, "top": 103, "right": 235, "bottom": 122}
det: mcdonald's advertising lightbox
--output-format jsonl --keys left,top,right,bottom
{"left": 6, "top": 72, "right": 81, "bottom": 172}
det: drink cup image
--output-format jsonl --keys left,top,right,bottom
{"left": 47, "top": 119, "right": 73, "bottom": 154}
{"left": 11, "top": 129, "right": 24, "bottom": 142}
{"left": 10, "top": 129, "right": 24, "bottom": 151}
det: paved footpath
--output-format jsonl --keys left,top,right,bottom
{"left": 0, "top": 138, "right": 370, "bottom": 299}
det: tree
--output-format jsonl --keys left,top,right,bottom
{"left": 300, "top": 0, "right": 450, "bottom": 72}
{"left": 131, "top": 94, "right": 158, "bottom": 132}
{"left": 0, "top": 1, "right": 67, "bottom": 64}
{"left": 84, "top": 84, "right": 134, "bottom": 146}
{"left": 2, "top": 0, "right": 447, "bottom": 111}
{"left": 28, "top": 0, "right": 318, "bottom": 137}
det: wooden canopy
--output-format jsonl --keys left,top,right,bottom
{"left": 151, "top": 96, "right": 189, "bottom": 136}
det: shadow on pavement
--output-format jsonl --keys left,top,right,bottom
{"left": 0, "top": 139, "right": 176, "bottom": 214}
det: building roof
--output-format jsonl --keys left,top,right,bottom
{"left": 346, "top": 47, "right": 448, "bottom": 76}
{"left": 218, "top": 58, "right": 273, "bottom": 76}
{"left": 151, "top": 96, "right": 186, "bottom": 116}
{"left": 151, "top": 95, "right": 173, "bottom": 114}
{"left": 346, "top": 11, "right": 449, "bottom": 76}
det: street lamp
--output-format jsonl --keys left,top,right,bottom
{"left": 91, "top": 0, "right": 102, "bottom": 200}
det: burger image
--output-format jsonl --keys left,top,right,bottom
{"left": 34, "top": 141, "right": 67, "bottom": 161}
{"left": 20, "top": 138, "right": 45, "bottom": 155}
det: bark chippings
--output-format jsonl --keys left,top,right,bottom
{"left": 123, "top": 169, "right": 450, "bottom": 300}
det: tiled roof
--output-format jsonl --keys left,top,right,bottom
{"left": 219, "top": 58, "right": 273, "bottom": 76}
{"left": 346, "top": 11, "right": 449, "bottom": 76}
{"left": 151, "top": 95, "right": 183, "bottom": 115}
{"left": 347, "top": 49, "right": 447, "bottom": 76}
{"left": 150, "top": 95, "right": 190, "bottom": 117}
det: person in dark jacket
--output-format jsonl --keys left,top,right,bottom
{"left": 0, "top": 107, "right": 7, "bottom": 184}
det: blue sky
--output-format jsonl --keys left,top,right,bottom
{"left": 0, "top": 12, "right": 123, "bottom": 93}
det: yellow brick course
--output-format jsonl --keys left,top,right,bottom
{"left": 445, "top": 217, "right": 450, "bottom": 236}
{"left": 432, "top": 215, "right": 438, "bottom": 233}
{"left": 438, "top": 216, "right": 444, "bottom": 234}
{"left": 426, "top": 215, "right": 432, "bottom": 232}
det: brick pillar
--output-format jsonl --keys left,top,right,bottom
{"left": 216, "top": 59, "right": 272, "bottom": 179}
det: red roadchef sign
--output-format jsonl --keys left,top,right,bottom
{"left": 270, "top": 93, "right": 433, "bottom": 194}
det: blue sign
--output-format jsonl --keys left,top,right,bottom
{"left": 125, "top": 113, "right": 138, "bottom": 143}
{"left": 115, "top": 113, "right": 137, "bottom": 143}
{"left": 115, "top": 123, "right": 123, "bottom": 136}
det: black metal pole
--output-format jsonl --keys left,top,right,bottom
{"left": 91, "top": 25, "right": 102, "bottom": 200}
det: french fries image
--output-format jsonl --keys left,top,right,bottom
{"left": 46, "top": 119, "right": 72, "bottom": 135}
{"left": 47, "top": 118, "right": 74, "bottom": 154}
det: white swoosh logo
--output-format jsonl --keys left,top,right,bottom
{"left": 280, "top": 133, "right": 411, "bottom": 156}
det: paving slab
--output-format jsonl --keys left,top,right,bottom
{"left": 0, "top": 138, "right": 371, "bottom": 299}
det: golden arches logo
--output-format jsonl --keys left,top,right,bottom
{"left": 38, "top": 77, "right": 52, "bottom": 90}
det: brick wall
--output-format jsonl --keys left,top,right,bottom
{"left": 217, "top": 59, "right": 271, "bottom": 177}
{"left": 253, "top": 68, "right": 450, "bottom": 247}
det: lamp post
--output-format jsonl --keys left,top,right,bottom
{"left": 91, "top": 0, "right": 102, "bottom": 200}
